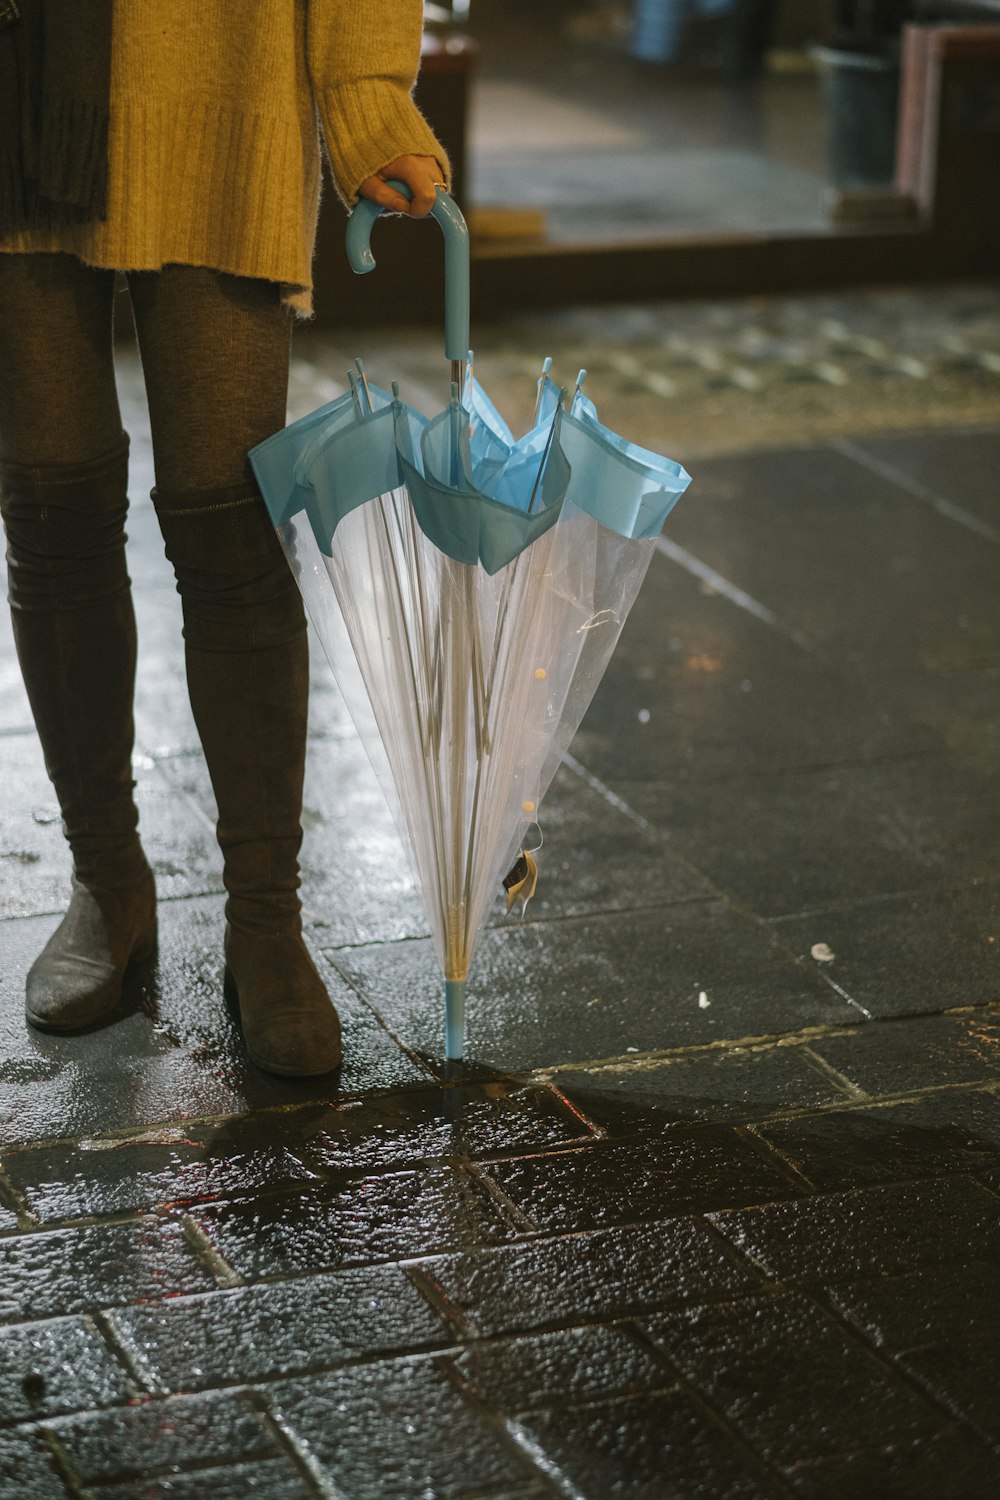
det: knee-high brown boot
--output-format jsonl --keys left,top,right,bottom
{"left": 0, "top": 438, "right": 157, "bottom": 1030}
{"left": 152, "top": 481, "right": 341, "bottom": 1077}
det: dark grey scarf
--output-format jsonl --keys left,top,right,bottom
{"left": 0, "top": 0, "right": 114, "bottom": 233}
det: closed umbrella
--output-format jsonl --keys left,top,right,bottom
{"left": 250, "top": 186, "right": 692, "bottom": 1060}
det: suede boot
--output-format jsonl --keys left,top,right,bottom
{"left": 152, "top": 481, "right": 341, "bottom": 1077}
{"left": 0, "top": 439, "right": 157, "bottom": 1031}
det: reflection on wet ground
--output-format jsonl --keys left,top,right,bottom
{"left": 1, "top": 290, "right": 999, "bottom": 1496}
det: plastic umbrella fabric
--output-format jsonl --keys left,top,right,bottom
{"left": 249, "top": 187, "right": 692, "bottom": 1060}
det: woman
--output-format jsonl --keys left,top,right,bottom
{"left": 0, "top": 2, "right": 449, "bottom": 1076}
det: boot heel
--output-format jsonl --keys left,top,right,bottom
{"left": 223, "top": 931, "right": 342, "bottom": 1076}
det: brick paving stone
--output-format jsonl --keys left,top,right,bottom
{"left": 188, "top": 1166, "right": 519, "bottom": 1281}
{"left": 645, "top": 1291, "right": 949, "bottom": 1466}
{"left": 769, "top": 884, "right": 1000, "bottom": 1021}
{"left": 804, "top": 1014, "right": 1000, "bottom": 1097}
{"left": 783, "top": 1433, "right": 1000, "bottom": 1500}
{"left": 828, "top": 1262, "right": 1000, "bottom": 1450}
{"left": 0, "top": 1221, "right": 217, "bottom": 1324}
{"left": 0, "top": 1427, "right": 70, "bottom": 1499}
{"left": 548, "top": 1045, "right": 850, "bottom": 1135}
{"left": 423, "top": 1217, "right": 763, "bottom": 1337}
{"left": 479, "top": 1127, "right": 803, "bottom": 1235}
{"left": 0, "top": 737, "right": 221, "bottom": 923}
{"left": 709, "top": 1176, "right": 1000, "bottom": 1284}
{"left": 332, "top": 899, "right": 853, "bottom": 1076}
{"left": 268, "top": 1359, "right": 536, "bottom": 1496}
{"left": 451, "top": 1325, "right": 671, "bottom": 1411}
{"left": 0, "top": 1315, "right": 135, "bottom": 1425}
{"left": 829, "top": 1260, "right": 1000, "bottom": 1353}
{"left": 0, "top": 1192, "right": 18, "bottom": 1233}
{"left": 899, "top": 1341, "right": 1000, "bottom": 1448}
{"left": 665, "top": 446, "right": 1000, "bottom": 686}
{"left": 4, "top": 1123, "right": 321, "bottom": 1226}
{"left": 86, "top": 1458, "right": 316, "bottom": 1500}
{"left": 45, "top": 1390, "right": 276, "bottom": 1485}
{"left": 568, "top": 555, "right": 922, "bottom": 789}
{"left": 754, "top": 1088, "right": 1000, "bottom": 1195}
{"left": 112, "top": 1265, "right": 449, "bottom": 1392}
{"left": 287, "top": 1081, "right": 592, "bottom": 1176}
{"left": 617, "top": 760, "right": 952, "bottom": 921}
{"left": 513, "top": 1390, "right": 784, "bottom": 1500}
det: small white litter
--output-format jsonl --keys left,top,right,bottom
{"left": 811, "top": 942, "right": 836, "bottom": 963}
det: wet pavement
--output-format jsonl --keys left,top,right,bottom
{"left": 2, "top": 283, "right": 1000, "bottom": 1498}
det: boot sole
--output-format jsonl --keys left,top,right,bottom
{"left": 223, "top": 966, "right": 343, "bottom": 1077}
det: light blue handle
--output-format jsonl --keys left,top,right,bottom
{"left": 346, "top": 180, "right": 470, "bottom": 365}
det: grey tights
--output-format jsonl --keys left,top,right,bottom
{"left": 0, "top": 252, "right": 292, "bottom": 485}
{"left": 0, "top": 254, "right": 308, "bottom": 912}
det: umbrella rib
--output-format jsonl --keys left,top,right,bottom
{"left": 372, "top": 493, "right": 453, "bottom": 945}
{"left": 400, "top": 499, "right": 454, "bottom": 945}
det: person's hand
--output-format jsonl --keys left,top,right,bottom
{"left": 357, "top": 155, "right": 446, "bottom": 218}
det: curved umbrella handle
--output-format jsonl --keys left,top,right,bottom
{"left": 346, "top": 181, "right": 470, "bottom": 367}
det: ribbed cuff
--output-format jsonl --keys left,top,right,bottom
{"left": 319, "top": 83, "right": 451, "bottom": 203}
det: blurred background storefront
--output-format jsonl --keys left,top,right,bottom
{"left": 314, "top": 1, "right": 1000, "bottom": 323}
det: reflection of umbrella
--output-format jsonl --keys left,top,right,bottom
{"left": 250, "top": 186, "right": 692, "bottom": 1061}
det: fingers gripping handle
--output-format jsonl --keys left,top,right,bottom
{"left": 346, "top": 182, "right": 470, "bottom": 366}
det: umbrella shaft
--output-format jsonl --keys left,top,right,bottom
{"left": 445, "top": 979, "right": 466, "bottom": 1060}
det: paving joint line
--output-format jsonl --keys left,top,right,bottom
{"left": 0, "top": 1078, "right": 531, "bottom": 1159}
{"left": 465, "top": 1160, "right": 541, "bottom": 1235}
{"left": 621, "top": 1321, "right": 801, "bottom": 1499}
{"left": 655, "top": 535, "right": 814, "bottom": 653}
{"left": 542, "top": 1082, "right": 608, "bottom": 1140}
{"left": 795, "top": 1045, "right": 870, "bottom": 1100}
{"left": 38, "top": 1427, "right": 85, "bottom": 1498}
{"left": 766, "top": 871, "right": 1000, "bottom": 925}
{"left": 526, "top": 1022, "right": 865, "bottom": 1077}
{"left": 319, "top": 948, "right": 441, "bottom": 1083}
{"left": 178, "top": 1213, "right": 245, "bottom": 1289}
{"left": 734, "top": 1123, "right": 818, "bottom": 1196}
{"left": 695, "top": 1211, "right": 780, "bottom": 1285}
{"left": 0, "top": 1162, "right": 40, "bottom": 1231}
{"left": 833, "top": 437, "right": 1000, "bottom": 545}
{"left": 404, "top": 1260, "right": 474, "bottom": 1340}
{"left": 96, "top": 1307, "right": 166, "bottom": 1396}
{"left": 434, "top": 1355, "right": 578, "bottom": 1499}
{"left": 315, "top": 889, "right": 718, "bottom": 955}
{"left": 249, "top": 1388, "right": 350, "bottom": 1500}
{"left": 807, "top": 1282, "right": 998, "bottom": 1447}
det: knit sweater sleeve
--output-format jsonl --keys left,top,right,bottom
{"left": 307, "top": 0, "right": 451, "bottom": 204}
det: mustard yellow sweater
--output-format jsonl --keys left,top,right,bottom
{"left": 0, "top": 0, "right": 448, "bottom": 313}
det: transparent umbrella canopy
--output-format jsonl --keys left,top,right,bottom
{"left": 250, "top": 186, "right": 692, "bottom": 1061}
